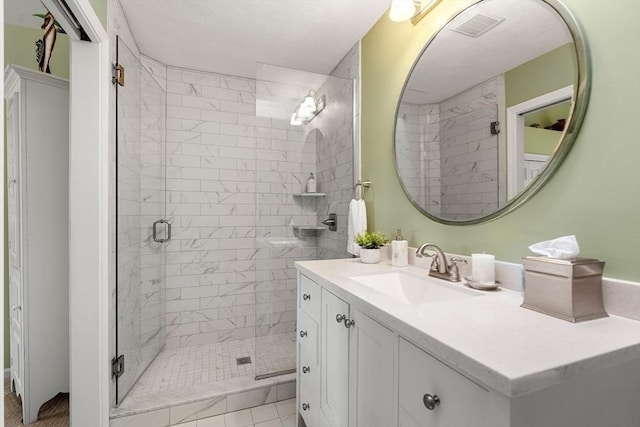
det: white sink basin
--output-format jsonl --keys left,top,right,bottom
{"left": 349, "top": 271, "right": 480, "bottom": 305}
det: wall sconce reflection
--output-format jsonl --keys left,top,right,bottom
{"left": 290, "top": 90, "right": 325, "bottom": 126}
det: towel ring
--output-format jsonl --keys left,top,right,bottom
{"left": 354, "top": 180, "right": 371, "bottom": 200}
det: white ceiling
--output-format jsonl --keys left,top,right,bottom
{"left": 5, "top": 0, "right": 391, "bottom": 78}
{"left": 118, "top": 0, "right": 391, "bottom": 78}
{"left": 403, "top": 0, "right": 573, "bottom": 104}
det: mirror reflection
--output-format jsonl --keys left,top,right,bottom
{"left": 395, "top": 0, "right": 583, "bottom": 223}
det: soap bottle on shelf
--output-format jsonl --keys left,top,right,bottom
{"left": 391, "top": 228, "right": 408, "bottom": 267}
{"left": 306, "top": 173, "right": 317, "bottom": 193}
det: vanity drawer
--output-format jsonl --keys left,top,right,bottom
{"left": 297, "top": 309, "right": 319, "bottom": 365}
{"left": 398, "top": 337, "right": 495, "bottom": 427}
{"left": 300, "top": 274, "right": 321, "bottom": 322}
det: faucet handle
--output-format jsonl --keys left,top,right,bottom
{"left": 425, "top": 253, "right": 440, "bottom": 272}
{"left": 449, "top": 257, "right": 467, "bottom": 282}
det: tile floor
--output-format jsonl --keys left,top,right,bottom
{"left": 170, "top": 398, "right": 296, "bottom": 427}
{"left": 127, "top": 334, "right": 296, "bottom": 400}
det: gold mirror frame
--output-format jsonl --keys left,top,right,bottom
{"left": 393, "top": 0, "right": 591, "bottom": 225}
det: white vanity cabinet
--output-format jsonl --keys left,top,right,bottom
{"left": 296, "top": 260, "right": 640, "bottom": 427}
{"left": 298, "top": 273, "right": 395, "bottom": 427}
{"left": 5, "top": 65, "right": 69, "bottom": 424}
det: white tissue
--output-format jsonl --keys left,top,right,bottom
{"left": 528, "top": 235, "right": 580, "bottom": 258}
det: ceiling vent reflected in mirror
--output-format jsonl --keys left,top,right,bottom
{"left": 452, "top": 14, "right": 505, "bottom": 38}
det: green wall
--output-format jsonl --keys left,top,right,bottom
{"left": 525, "top": 127, "right": 561, "bottom": 155}
{"left": 3, "top": 1, "right": 106, "bottom": 369}
{"left": 361, "top": 0, "right": 640, "bottom": 281}
{"left": 4, "top": 23, "right": 70, "bottom": 77}
{"left": 505, "top": 43, "right": 576, "bottom": 108}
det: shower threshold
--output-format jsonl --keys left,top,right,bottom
{"left": 255, "top": 368, "right": 296, "bottom": 381}
{"left": 110, "top": 335, "right": 296, "bottom": 424}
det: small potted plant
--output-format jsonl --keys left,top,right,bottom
{"left": 355, "top": 231, "right": 389, "bottom": 264}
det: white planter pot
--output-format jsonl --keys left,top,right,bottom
{"left": 359, "top": 248, "right": 381, "bottom": 264}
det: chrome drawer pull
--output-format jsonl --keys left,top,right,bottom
{"left": 344, "top": 318, "right": 355, "bottom": 328}
{"left": 303, "top": 293, "right": 311, "bottom": 301}
{"left": 302, "top": 366, "right": 310, "bottom": 374}
{"left": 299, "top": 330, "right": 308, "bottom": 338}
{"left": 302, "top": 403, "right": 310, "bottom": 411}
{"left": 423, "top": 393, "right": 441, "bottom": 410}
{"left": 336, "top": 313, "right": 345, "bottom": 323}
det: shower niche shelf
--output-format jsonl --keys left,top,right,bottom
{"left": 293, "top": 192, "right": 326, "bottom": 197}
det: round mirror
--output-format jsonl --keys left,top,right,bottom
{"left": 394, "top": 0, "right": 589, "bottom": 224}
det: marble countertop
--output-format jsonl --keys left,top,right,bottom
{"left": 295, "top": 258, "right": 640, "bottom": 398}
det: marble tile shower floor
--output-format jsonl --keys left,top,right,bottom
{"left": 114, "top": 334, "right": 296, "bottom": 417}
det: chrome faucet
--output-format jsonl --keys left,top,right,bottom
{"left": 415, "top": 243, "right": 467, "bottom": 282}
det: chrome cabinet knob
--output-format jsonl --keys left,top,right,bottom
{"left": 344, "top": 318, "right": 355, "bottom": 328}
{"left": 302, "top": 403, "right": 310, "bottom": 411}
{"left": 423, "top": 393, "right": 441, "bottom": 410}
{"left": 299, "top": 330, "right": 307, "bottom": 338}
{"left": 303, "top": 293, "right": 311, "bottom": 301}
{"left": 302, "top": 366, "right": 310, "bottom": 374}
{"left": 336, "top": 313, "right": 345, "bottom": 323}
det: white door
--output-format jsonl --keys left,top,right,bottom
{"left": 349, "top": 309, "right": 396, "bottom": 427}
{"left": 321, "top": 289, "right": 350, "bottom": 427}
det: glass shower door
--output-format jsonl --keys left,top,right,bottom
{"left": 115, "top": 37, "right": 167, "bottom": 404}
{"left": 254, "top": 64, "right": 354, "bottom": 379}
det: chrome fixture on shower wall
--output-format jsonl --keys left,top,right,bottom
{"left": 290, "top": 90, "right": 325, "bottom": 126}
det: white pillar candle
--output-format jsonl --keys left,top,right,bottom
{"left": 472, "top": 253, "right": 495, "bottom": 283}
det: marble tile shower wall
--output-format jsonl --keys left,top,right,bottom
{"left": 316, "top": 42, "right": 358, "bottom": 260}
{"left": 437, "top": 76, "right": 504, "bottom": 220}
{"left": 163, "top": 66, "right": 317, "bottom": 348}
{"left": 395, "top": 101, "right": 442, "bottom": 214}
{"left": 420, "top": 103, "right": 442, "bottom": 214}
{"left": 395, "top": 102, "right": 424, "bottom": 204}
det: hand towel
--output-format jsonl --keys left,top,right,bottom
{"left": 347, "top": 199, "right": 367, "bottom": 256}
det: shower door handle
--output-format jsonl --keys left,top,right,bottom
{"left": 152, "top": 219, "right": 171, "bottom": 243}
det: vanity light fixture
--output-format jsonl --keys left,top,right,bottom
{"left": 289, "top": 90, "right": 325, "bottom": 126}
{"left": 389, "top": 0, "right": 442, "bottom": 24}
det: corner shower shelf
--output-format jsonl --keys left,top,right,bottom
{"left": 292, "top": 225, "right": 326, "bottom": 231}
{"left": 293, "top": 192, "right": 326, "bottom": 197}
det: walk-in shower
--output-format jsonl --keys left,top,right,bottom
{"left": 111, "top": 35, "right": 357, "bottom": 420}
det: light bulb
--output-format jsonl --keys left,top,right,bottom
{"left": 290, "top": 111, "right": 302, "bottom": 126}
{"left": 389, "top": 0, "right": 416, "bottom": 22}
{"left": 302, "top": 91, "right": 317, "bottom": 111}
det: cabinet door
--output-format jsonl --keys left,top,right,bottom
{"left": 9, "top": 268, "right": 23, "bottom": 396}
{"left": 349, "top": 309, "right": 396, "bottom": 427}
{"left": 6, "top": 94, "right": 22, "bottom": 269}
{"left": 321, "top": 289, "right": 350, "bottom": 427}
{"left": 399, "top": 338, "right": 492, "bottom": 427}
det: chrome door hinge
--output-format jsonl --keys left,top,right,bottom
{"left": 112, "top": 63, "right": 125, "bottom": 86}
{"left": 112, "top": 354, "right": 125, "bottom": 378}
{"left": 490, "top": 121, "right": 501, "bottom": 135}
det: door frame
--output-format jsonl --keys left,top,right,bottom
{"left": 39, "top": 0, "right": 111, "bottom": 425}
{"left": 506, "top": 85, "right": 573, "bottom": 199}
